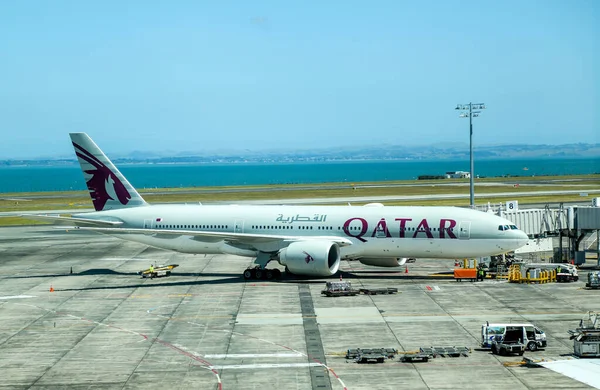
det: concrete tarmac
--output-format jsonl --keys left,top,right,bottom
{"left": 0, "top": 226, "right": 599, "bottom": 389}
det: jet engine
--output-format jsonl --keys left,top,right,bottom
{"left": 278, "top": 241, "right": 341, "bottom": 277}
{"left": 358, "top": 257, "right": 413, "bottom": 267}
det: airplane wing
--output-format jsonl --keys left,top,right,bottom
{"left": 537, "top": 359, "right": 600, "bottom": 389}
{"left": 21, "top": 214, "right": 124, "bottom": 226}
{"left": 70, "top": 226, "right": 353, "bottom": 247}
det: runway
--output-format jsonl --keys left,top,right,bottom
{"left": 0, "top": 226, "right": 598, "bottom": 389}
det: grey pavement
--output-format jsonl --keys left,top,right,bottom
{"left": 0, "top": 226, "right": 598, "bottom": 389}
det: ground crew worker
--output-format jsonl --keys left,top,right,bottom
{"left": 478, "top": 267, "right": 485, "bottom": 281}
{"left": 149, "top": 264, "right": 155, "bottom": 279}
{"left": 556, "top": 265, "right": 562, "bottom": 274}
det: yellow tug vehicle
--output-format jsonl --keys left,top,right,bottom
{"left": 138, "top": 264, "right": 179, "bottom": 279}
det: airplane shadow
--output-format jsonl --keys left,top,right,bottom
{"left": 338, "top": 270, "right": 456, "bottom": 281}
{"left": 8, "top": 269, "right": 139, "bottom": 278}
{"left": 8, "top": 268, "right": 456, "bottom": 293}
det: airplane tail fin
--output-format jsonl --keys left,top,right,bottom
{"left": 70, "top": 133, "right": 148, "bottom": 211}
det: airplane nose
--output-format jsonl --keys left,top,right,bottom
{"left": 516, "top": 230, "right": 529, "bottom": 248}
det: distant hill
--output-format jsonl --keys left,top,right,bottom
{"left": 1, "top": 143, "right": 599, "bottom": 166}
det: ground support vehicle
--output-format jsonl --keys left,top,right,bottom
{"left": 346, "top": 348, "right": 397, "bottom": 360}
{"left": 138, "top": 264, "right": 179, "bottom": 278}
{"left": 321, "top": 281, "right": 359, "bottom": 297}
{"left": 359, "top": 287, "right": 398, "bottom": 295}
{"left": 491, "top": 329, "right": 526, "bottom": 356}
{"left": 569, "top": 312, "right": 600, "bottom": 358}
{"left": 482, "top": 323, "right": 547, "bottom": 351}
{"left": 557, "top": 271, "right": 578, "bottom": 283}
{"left": 418, "top": 346, "right": 470, "bottom": 358}
{"left": 585, "top": 271, "right": 600, "bottom": 289}
{"left": 453, "top": 268, "right": 477, "bottom": 282}
{"left": 354, "top": 352, "right": 387, "bottom": 363}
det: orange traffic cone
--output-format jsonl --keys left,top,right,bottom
{"left": 49, "top": 285, "right": 54, "bottom": 292}
{"left": 405, "top": 266, "right": 409, "bottom": 274}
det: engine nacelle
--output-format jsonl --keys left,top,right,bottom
{"left": 278, "top": 241, "right": 341, "bottom": 277}
{"left": 358, "top": 257, "right": 413, "bottom": 267}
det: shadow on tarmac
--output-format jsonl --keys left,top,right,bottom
{"left": 7, "top": 269, "right": 240, "bottom": 279}
{"left": 12, "top": 267, "right": 459, "bottom": 293}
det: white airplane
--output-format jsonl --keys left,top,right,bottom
{"left": 27, "top": 133, "right": 528, "bottom": 280}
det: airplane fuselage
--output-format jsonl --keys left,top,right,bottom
{"left": 75, "top": 204, "right": 527, "bottom": 259}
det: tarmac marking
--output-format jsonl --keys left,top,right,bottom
{"left": 209, "top": 363, "right": 323, "bottom": 370}
{"left": 204, "top": 353, "right": 305, "bottom": 359}
{"left": 159, "top": 310, "right": 584, "bottom": 323}
{"left": 147, "top": 308, "right": 348, "bottom": 390}
{"left": 15, "top": 303, "right": 223, "bottom": 389}
{"left": 0, "top": 295, "right": 36, "bottom": 300}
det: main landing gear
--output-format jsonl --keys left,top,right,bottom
{"left": 243, "top": 252, "right": 282, "bottom": 280}
{"left": 243, "top": 266, "right": 282, "bottom": 280}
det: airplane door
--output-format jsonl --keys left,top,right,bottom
{"left": 459, "top": 221, "right": 471, "bottom": 239}
{"left": 234, "top": 220, "right": 244, "bottom": 233}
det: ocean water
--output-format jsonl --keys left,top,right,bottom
{"left": 1, "top": 158, "right": 598, "bottom": 193}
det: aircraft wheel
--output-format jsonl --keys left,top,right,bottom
{"left": 243, "top": 269, "right": 253, "bottom": 280}
{"left": 273, "top": 269, "right": 282, "bottom": 279}
{"left": 266, "top": 270, "right": 274, "bottom": 280}
{"left": 254, "top": 269, "right": 264, "bottom": 280}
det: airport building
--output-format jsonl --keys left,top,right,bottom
{"left": 445, "top": 171, "right": 470, "bottom": 179}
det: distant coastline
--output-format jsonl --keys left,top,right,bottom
{"left": 1, "top": 157, "right": 598, "bottom": 193}
{"left": 2, "top": 154, "right": 600, "bottom": 168}
{"left": 2, "top": 142, "right": 599, "bottom": 167}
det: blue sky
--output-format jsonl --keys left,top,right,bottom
{"left": 0, "top": 0, "right": 597, "bottom": 158}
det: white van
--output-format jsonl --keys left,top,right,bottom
{"left": 481, "top": 323, "right": 547, "bottom": 351}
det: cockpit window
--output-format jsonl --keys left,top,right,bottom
{"left": 510, "top": 225, "right": 518, "bottom": 230}
{"left": 498, "top": 225, "right": 504, "bottom": 231}
{"left": 504, "top": 225, "right": 509, "bottom": 231}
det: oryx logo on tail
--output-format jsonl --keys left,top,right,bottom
{"left": 73, "top": 142, "right": 131, "bottom": 211}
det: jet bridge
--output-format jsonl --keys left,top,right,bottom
{"left": 499, "top": 205, "right": 600, "bottom": 266}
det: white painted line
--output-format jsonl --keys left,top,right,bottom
{"left": 209, "top": 363, "right": 322, "bottom": 370}
{"left": 433, "top": 286, "right": 441, "bottom": 291}
{"left": 204, "top": 353, "right": 304, "bottom": 359}
{"left": 0, "top": 295, "right": 36, "bottom": 300}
